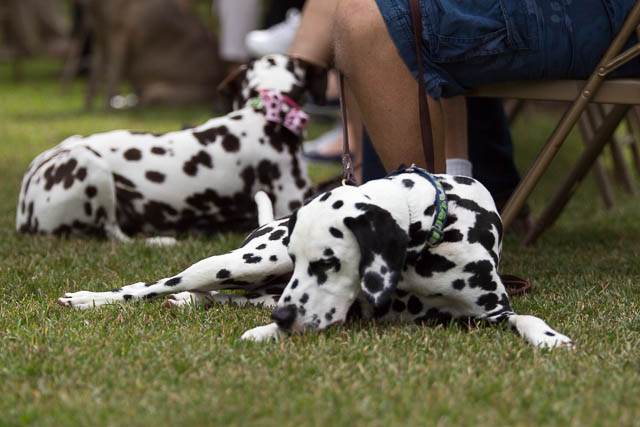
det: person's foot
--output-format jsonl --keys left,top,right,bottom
{"left": 245, "top": 8, "right": 301, "bottom": 57}
{"left": 303, "top": 123, "right": 344, "bottom": 162}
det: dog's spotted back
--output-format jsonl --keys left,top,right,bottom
{"left": 17, "top": 55, "right": 325, "bottom": 240}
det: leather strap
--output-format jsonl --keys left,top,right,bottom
{"left": 500, "top": 274, "right": 532, "bottom": 297}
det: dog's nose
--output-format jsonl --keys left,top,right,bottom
{"left": 271, "top": 304, "right": 297, "bottom": 330}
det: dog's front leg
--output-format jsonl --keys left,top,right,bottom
{"left": 241, "top": 322, "right": 286, "bottom": 342}
{"left": 58, "top": 219, "right": 292, "bottom": 309}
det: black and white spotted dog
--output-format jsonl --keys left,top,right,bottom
{"left": 17, "top": 55, "right": 326, "bottom": 241}
{"left": 58, "top": 167, "right": 572, "bottom": 349}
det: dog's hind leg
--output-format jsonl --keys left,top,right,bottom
{"left": 465, "top": 270, "right": 573, "bottom": 349}
{"left": 57, "top": 218, "right": 292, "bottom": 309}
{"left": 83, "top": 155, "right": 132, "bottom": 242}
{"left": 17, "top": 144, "right": 132, "bottom": 242}
{"left": 479, "top": 301, "right": 573, "bottom": 349}
{"left": 241, "top": 323, "right": 285, "bottom": 342}
{"left": 165, "top": 289, "right": 282, "bottom": 309}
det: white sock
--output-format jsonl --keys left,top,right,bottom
{"left": 446, "top": 158, "right": 472, "bottom": 177}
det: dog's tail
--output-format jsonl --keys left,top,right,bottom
{"left": 255, "top": 191, "right": 274, "bottom": 226}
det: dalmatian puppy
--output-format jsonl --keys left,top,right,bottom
{"left": 57, "top": 168, "right": 573, "bottom": 349}
{"left": 17, "top": 54, "right": 325, "bottom": 241}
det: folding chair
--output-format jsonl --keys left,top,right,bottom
{"left": 467, "top": 0, "right": 640, "bottom": 245}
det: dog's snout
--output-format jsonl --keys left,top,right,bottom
{"left": 271, "top": 304, "right": 297, "bottom": 330}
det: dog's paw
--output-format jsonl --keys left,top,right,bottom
{"left": 241, "top": 323, "right": 285, "bottom": 342}
{"left": 526, "top": 328, "right": 573, "bottom": 349}
{"left": 539, "top": 331, "right": 573, "bottom": 349}
{"left": 56, "top": 283, "right": 146, "bottom": 309}
{"left": 164, "top": 291, "right": 211, "bottom": 308}
{"left": 57, "top": 291, "right": 118, "bottom": 310}
{"left": 510, "top": 315, "right": 574, "bottom": 349}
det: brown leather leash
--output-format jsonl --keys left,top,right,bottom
{"left": 336, "top": 0, "right": 531, "bottom": 297}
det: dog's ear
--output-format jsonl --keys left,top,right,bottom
{"left": 343, "top": 203, "right": 408, "bottom": 310}
{"left": 292, "top": 56, "right": 328, "bottom": 106}
{"left": 217, "top": 65, "right": 248, "bottom": 111}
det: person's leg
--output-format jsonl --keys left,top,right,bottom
{"left": 362, "top": 97, "right": 520, "bottom": 196}
{"left": 335, "top": 0, "right": 472, "bottom": 174}
{"left": 289, "top": 0, "right": 337, "bottom": 67}
{"left": 467, "top": 97, "right": 521, "bottom": 202}
{"left": 361, "top": 129, "right": 386, "bottom": 182}
{"left": 334, "top": 0, "right": 425, "bottom": 171}
{"left": 291, "top": 0, "right": 363, "bottom": 182}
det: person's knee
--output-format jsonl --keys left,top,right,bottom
{"left": 333, "top": 0, "right": 386, "bottom": 75}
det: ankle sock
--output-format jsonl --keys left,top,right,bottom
{"left": 446, "top": 158, "right": 473, "bottom": 177}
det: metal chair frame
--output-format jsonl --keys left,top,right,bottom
{"left": 468, "top": 1, "right": 640, "bottom": 245}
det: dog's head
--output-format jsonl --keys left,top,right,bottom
{"left": 271, "top": 186, "right": 409, "bottom": 333}
{"left": 217, "top": 54, "right": 327, "bottom": 111}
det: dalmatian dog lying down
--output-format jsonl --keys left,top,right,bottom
{"left": 57, "top": 167, "right": 573, "bottom": 348}
{"left": 17, "top": 54, "right": 325, "bottom": 241}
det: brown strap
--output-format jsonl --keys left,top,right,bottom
{"left": 408, "top": 0, "right": 435, "bottom": 173}
{"left": 500, "top": 274, "right": 532, "bottom": 297}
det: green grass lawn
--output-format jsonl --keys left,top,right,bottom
{"left": 1, "top": 59, "right": 639, "bottom": 427}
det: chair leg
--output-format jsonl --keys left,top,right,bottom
{"left": 501, "top": 0, "right": 640, "bottom": 231}
{"left": 523, "top": 104, "right": 630, "bottom": 245}
{"left": 504, "top": 99, "right": 525, "bottom": 125}
{"left": 592, "top": 105, "right": 638, "bottom": 195}
{"left": 578, "top": 112, "right": 616, "bottom": 208}
{"left": 501, "top": 100, "right": 592, "bottom": 230}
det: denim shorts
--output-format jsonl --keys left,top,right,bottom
{"left": 375, "top": 0, "right": 640, "bottom": 99}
